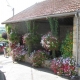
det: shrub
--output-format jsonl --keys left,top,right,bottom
{"left": 23, "top": 33, "right": 41, "bottom": 45}
{"left": 31, "top": 50, "right": 47, "bottom": 67}
{"left": 60, "top": 32, "right": 73, "bottom": 58}
{"left": 9, "top": 32, "right": 19, "bottom": 43}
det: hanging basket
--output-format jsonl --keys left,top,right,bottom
{"left": 41, "top": 32, "right": 59, "bottom": 51}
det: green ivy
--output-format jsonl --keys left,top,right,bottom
{"left": 60, "top": 31, "right": 73, "bottom": 58}
{"left": 26, "top": 21, "right": 40, "bottom": 45}
{"left": 48, "top": 17, "right": 58, "bottom": 37}
{"left": 25, "top": 33, "right": 40, "bottom": 45}
{"left": 9, "top": 32, "right": 19, "bottom": 43}
{"left": 25, "top": 21, "right": 41, "bottom": 54}
{"left": 48, "top": 17, "right": 59, "bottom": 58}
{"left": 6, "top": 24, "right": 12, "bottom": 34}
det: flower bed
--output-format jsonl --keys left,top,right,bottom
{"left": 50, "top": 57, "right": 77, "bottom": 77}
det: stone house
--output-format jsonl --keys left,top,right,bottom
{"left": 2, "top": 0, "right": 80, "bottom": 75}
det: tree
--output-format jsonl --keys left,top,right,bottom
{"left": 2, "top": 32, "right": 7, "bottom": 39}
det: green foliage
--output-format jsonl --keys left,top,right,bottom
{"left": 26, "top": 21, "right": 38, "bottom": 33}
{"left": 26, "top": 21, "right": 40, "bottom": 45}
{"left": 26, "top": 33, "right": 41, "bottom": 45}
{"left": 32, "top": 50, "right": 47, "bottom": 67}
{"left": 48, "top": 17, "right": 58, "bottom": 37}
{"left": 25, "top": 21, "right": 41, "bottom": 54}
{"left": 6, "top": 24, "right": 12, "bottom": 34}
{"left": 60, "top": 32, "right": 73, "bottom": 58}
{"left": 9, "top": 32, "right": 19, "bottom": 43}
{"left": 26, "top": 21, "right": 31, "bottom": 33}
{"left": 6, "top": 24, "right": 19, "bottom": 43}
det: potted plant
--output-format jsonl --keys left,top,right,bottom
{"left": 31, "top": 50, "right": 47, "bottom": 67}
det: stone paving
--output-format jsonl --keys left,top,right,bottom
{"left": 0, "top": 54, "right": 79, "bottom": 80}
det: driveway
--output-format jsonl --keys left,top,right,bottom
{"left": 0, "top": 54, "right": 79, "bottom": 80}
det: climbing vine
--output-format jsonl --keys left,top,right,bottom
{"left": 60, "top": 31, "right": 73, "bottom": 58}
{"left": 25, "top": 21, "right": 41, "bottom": 54}
{"left": 48, "top": 17, "right": 58, "bottom": 37}
{"left": 47, "top": 17, "right": 59, "bottom": 58}
{"left": 6, "top": 24, "right": 12, "bottom": 34}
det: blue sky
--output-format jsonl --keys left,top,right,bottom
{"left": 0, "top": 0, "right": 44, "bottom": 27}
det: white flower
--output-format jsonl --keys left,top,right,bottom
{"left": 47, "top": 41, "right": 50, "bottom": 44}
{"left": 41, "top": 40, "right": 44, "bottom": 44}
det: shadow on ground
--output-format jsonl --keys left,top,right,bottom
{"left": 16, "top": 61, "right": 79, "bottom": 80}
{"left": 0, "top": 52, "right": 4, "bottom": 55}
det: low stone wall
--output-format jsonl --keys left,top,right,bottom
{"left": 24, "top": 54, "right": 32, "bottom": 64}
{"left": 42, "top": 60, "right": 51, "bottom": 69}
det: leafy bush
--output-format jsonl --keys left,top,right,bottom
{"left": 25, "top": 33, "right": 41, "bottom": 45}
{"left": 60, "top": 32, "right": 73, "bottom": 58}
{"left": 32, "top": 50, "right": 47, "bottom": 67}
{"left": 9, "top": 32, "right": 19, "bottom": 43}
{"left": 23, "top": 33, "right": 41, "bottom": 54}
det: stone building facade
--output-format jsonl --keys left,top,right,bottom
{"left": 2, "top": 0, "right": 80, "bottom": 76}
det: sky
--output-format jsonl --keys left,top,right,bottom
{"left": 0, "top": 0, "right": 45, "bottom": 27}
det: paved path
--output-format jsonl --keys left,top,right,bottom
{"left": 0, "top": 54, "right": 78, "bottom": 80}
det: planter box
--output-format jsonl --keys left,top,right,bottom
{"left": 77, "top": 67, "right": 80, "bottom": 76}
{"left": 43, "top": 60, "right": 52, "bottom": 69}
{"left": 24, "top": 54, "right": 32, "bottom": 64}
{"left": 24, "top": 54, "right": 52, "bottom": 68}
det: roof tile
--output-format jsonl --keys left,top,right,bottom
{"left": 2, "top": 0, "right": 80, "bottom": 24}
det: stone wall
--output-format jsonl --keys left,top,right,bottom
{"left": 78, "top": 16, "right": 80, "bottom": 66}
{"left": 11, "top": 22, "right": 27, "bottom": 35}
{"left": 10, "top": 20, "right": 73, "bottom": 43}
{"left": 59, "top": 25, "right": 72, "bottom": 42}
{"left": 73, "top": 15, "right": 80, "bottom": 65}
{"left": 36, "top": 21, "right": 50, "bottom": 35}
{"left": 24, "top": 53, "right": 51, "bottom": 69}
{"left": 73, "top": 14, "right": 80, "bottom": 76}
{"left": 73, "top": 16, "right": 77, "bottom": 64}
{"left": 37, "top": 21, "right": 72, "bottom": 42}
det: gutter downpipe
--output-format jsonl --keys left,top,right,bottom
{"left": 76, "top": 11, "right": 79, "bottom": 66}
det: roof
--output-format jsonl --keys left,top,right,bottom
{"left": 2, "top": 0, "right": 80, "bottom": 24}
